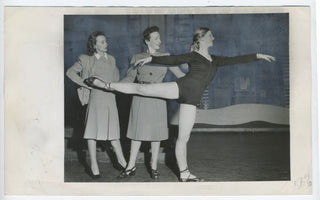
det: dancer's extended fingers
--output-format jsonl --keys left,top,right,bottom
{"left": 134, "top": 57, "right": 152, "bottom": 66}
{"left": 258, "top": 54, "right": 276, "bottom": 62}
{"left": 268, "top": 55, "right": 276, "bottom": 61}
{"left": 263, "top": 56, "right": 271, "bottom": 62}
{"left": 134, "top": 59, "right": 146, "bottom": 66}
{"left": 264, "top": 55, "right": 275, "bottom": 62}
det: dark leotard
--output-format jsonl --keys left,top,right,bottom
{"left": 151, "top": 51, "right": 257, "bottom": 106}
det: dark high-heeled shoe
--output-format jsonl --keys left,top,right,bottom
{"left": 118, "top": 166, "right": 136, "bottom": 179}
{"left": 179, "top": 168, "right": 204, "bottom": 182}
{"left": 91, "top": 174, "right": 101, "bottom": 179}
{"left": 114, "top": 162, "right": 126, "bottom": 171}
{"left": 150, "top": 169, "right": 160, "bottom": 179}
{"left": 85, "top": 168, "right": 101, "bottom": 179}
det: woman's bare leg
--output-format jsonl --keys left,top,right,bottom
{"left": 126, "top": 140, "right": 142, "bottom": 170}
{"left": 175, "top": 104, "right": 198, "bottom": 180}
{"left": 110, "top": 140, "right": 127, "bottom": 168}
{"left": 87, "top": 139, "right": 99, "bottom": 175}
{"left": 151, "top": 141, "right": 161, "bottom": 170}
{"left": 111, "top": 82, "right": 179, "bottom": 99}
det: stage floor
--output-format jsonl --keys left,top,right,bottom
{"left": 65, "top": 131, "right": 290, "bottom": 182}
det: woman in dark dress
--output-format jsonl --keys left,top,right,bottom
{"left": 85, "top": 27, "right": 275, "bottom": 182}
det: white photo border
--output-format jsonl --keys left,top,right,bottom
{"left": 0, "top": 0, "right": 319, "bottom": 200}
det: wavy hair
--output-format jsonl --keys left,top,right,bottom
{"left": 87, "top": 31, "right": 105, "bottom": 56}
{"left": 190, "top": 27, "right": 210, "bottom": 52}
{"left": 143, "top": 26, "right": 160, "bottom": 45}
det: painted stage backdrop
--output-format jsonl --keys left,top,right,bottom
{"left": 64, "top": 14, "right": 289, "bottom": 126}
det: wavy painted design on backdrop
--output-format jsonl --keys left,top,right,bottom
{"left": 170, "top": 104, "right": 289, "bottom": 126}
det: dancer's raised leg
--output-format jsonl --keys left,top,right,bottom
{"left": 111, "top": 82, "right": 179, "bottom": 99}
{"left": 85, "top": 76, "right": 179, "bottom": 99}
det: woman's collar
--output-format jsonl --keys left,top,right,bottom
{"left": 94, "top": 53, "right": 108, "bottom": 60}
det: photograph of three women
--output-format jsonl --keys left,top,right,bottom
{"left": 64, "top": 13, "right": 290, "bottom": 182}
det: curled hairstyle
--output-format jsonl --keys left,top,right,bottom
{"left": 143, "top": 26, "right": 160, "bottom": 45}
{"left": 87, "top": 31, "right": 105, "bottom": 56}
{"left": 190, "top": 27, "right": 210, "bottom": 52}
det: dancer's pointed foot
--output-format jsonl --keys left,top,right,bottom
{"left": 84, "top": 76, "right": 113, "bottom": 91}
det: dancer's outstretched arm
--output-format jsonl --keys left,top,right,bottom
{"left": 135, "top": 53, "right": 193, "bottom": 67}
{"left": 135, "top": 53, "right": 274, "bottom": 67}
{"left": 215, "top": 53, "right": 275, "bottom": 67}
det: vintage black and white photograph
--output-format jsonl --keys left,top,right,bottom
{"left": 2, "top": 5, "right": 315, "bottom": 197}
{"left": 64, "top": 14, "right": 290, "bottom": 182}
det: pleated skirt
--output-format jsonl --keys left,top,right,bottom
{"left": 127, "top": 95, "right": 168, "bottom": 141}
{"left": 84, "top": 89, "right": 120, "bottom": 140}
